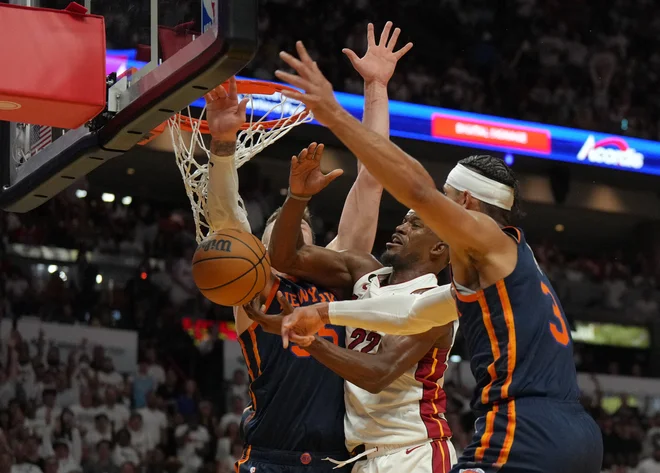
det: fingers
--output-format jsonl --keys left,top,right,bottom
{"left": 379, "top": 21, "right": 393, "bottom": 47}
{"left": 274, "top": 70, "right": 309, "bottom": 91}
{"left": 281, "top": 315, "right": 292, "bottom": 349}
{"left": 394, "top": 42, "right": 414, "bottom": 60}
{"left": 387, "top": 27, "right": 401, "bottom": 51}
{"left": 237, "top": 97, "right": 249, "bottom": 117}
{"left": 324, "top": 168, "right": 344, "bottom": 184}
{"left": 276, "top": 291, "right": 295, "bottom": 315}
{"left": 289, "top": 333, "right": 315, "bottom": 348}
{"left": 295, "top": 41, "right": 314, "bottom": 66}
{"left": 311, "top": 143, "right": 324, "bottom": 161}
{"left": 204, "top": 84, "right": 228, "bottom": 103}
{"left": 279, "top": 51, "right": 307, "bottom": 76}
{"left": 228, "top": 76, "right": 238, "bottom": 100}
{"left": 280, "top": 89, "right": 308, "bottom": 103}
{"left": 342, "top": 48, "right": 360, "bottom": 66}
{"left": 367, "top": 23, "right": 376, "bottom": 47}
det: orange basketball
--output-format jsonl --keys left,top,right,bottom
{"left": 192, "top": 229, "right": 271, "bottom": 307}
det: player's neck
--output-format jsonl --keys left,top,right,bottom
{"left": 387, "top": 267, "right": 430, "bottom": 286}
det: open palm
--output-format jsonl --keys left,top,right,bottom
{"left": 343, "top": 22, "right": 413, "bottom": 86}
{"left": 289, "top": 143, "right": 343, "bottom": 197}
{"left": 205, "top": 77, "right": 248, "bottom": 140}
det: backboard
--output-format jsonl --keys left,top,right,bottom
{"left": 0, "top": 0, "right": 258, "bottom": 213}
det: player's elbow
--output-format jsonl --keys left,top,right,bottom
{"left": 359, "top": 365, "right": 397, "bottom": 394}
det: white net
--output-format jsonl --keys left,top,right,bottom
{"left": 167, "top": 89, "right": 313, "bottom": 243}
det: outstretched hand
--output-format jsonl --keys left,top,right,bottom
{"left": 275, "top": 42, "right": 343, "bottom": 127}
{"left": 343, "top": 22, "right": 413, "bottom": 86}
{"left": 289, "top": 143, "right": 343, "bottom": 198}
{"left": 205, "top": 77, "right": 249, "bottom": 141}
{"left": 243, "top": 292, "right": 328, "bottom": 349}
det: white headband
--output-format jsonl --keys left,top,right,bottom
{"left": 446, "top": 164, "right": 514, "bottom": 211}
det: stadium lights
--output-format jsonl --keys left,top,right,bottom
{"left": 47, "top": 264, "right": 58, "bottom": 274}
{"left": 96, "top": 274, "right": 103, "bottom": 284}
{"left": 555, "top": 224, "right": 565, "bottom": 232}
{"left": 58, "top": 271, "right": 67, "bottom": 282}
{"left": 121, "top": 196, "right": 133, "bottom": 206}
{"left": 75, "top": 189, "right": 87, "bottom": 199}
{"left": 449, "top": 354, "right": 462, "bottom": 363}
{"left": 101, "top": 193, "right": 115, "bottom": 203}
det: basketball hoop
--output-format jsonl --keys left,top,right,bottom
{"left": 140, "top": 79, "right": 313, "bottom": 243}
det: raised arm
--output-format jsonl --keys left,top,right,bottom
{"left": 305, "top": 324, "right": 451, "bottom": 394}
{"left": 326, "top": 22, "right": 412, "bottom": 253}
{"left": 268, "top": 143, "right": 381, "bottom": 291}
{"left": 274, "top": 40, "right": 512, "bottom": 261}
{"left": 205, "top": 77, "right": 251, "bottom": 234}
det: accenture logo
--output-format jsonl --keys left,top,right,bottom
{"left": 577, "top": 135, "right": 644, "bottom": 170}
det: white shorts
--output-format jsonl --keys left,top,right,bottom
{"left": 352, "top": 439, "right": 456, "bottom": 473}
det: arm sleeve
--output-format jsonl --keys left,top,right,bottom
{"left": 206, "top": 153, "right": 251, "bottom": 233}
{"left": 328, "top": 284, "right": 457, "bottom": 335}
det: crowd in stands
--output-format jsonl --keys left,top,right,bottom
{"left": 37, "top": 0, "right": 660, "bottom": 140}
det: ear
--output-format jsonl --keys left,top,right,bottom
{"left": 429, "top": 241, "right": 448, "bottom": 260}
{"left": 463, "top": 191, "right": 480, "bottom": 211}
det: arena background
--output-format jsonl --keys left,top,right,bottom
{"left": 1, "top": 0, "right": 660, "bottom": 472}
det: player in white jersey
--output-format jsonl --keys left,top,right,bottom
{"left": 245, "top": 144, "right": 458, "bottom": 472}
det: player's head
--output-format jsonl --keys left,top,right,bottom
{"left": 262, "top": 207, "right": 315, "bottom": 248}
{"left": 443, "top": 155, "right": 521, "bottom": 226}
{"left": 381, "top": 210, "right": 449, "bottom": 274}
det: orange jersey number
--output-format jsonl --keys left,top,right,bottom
{"left": 291, "top": 326, "right": 339, "bottom": 357}
{"left": 541, "top": 281, "right": 570, "bottom": 346}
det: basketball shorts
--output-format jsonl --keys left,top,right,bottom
{"left": 235, "top": 446, "right": 353, "bottom": 473}
{"left": 352, "top": 439, "right": 456, "bottom": 473}
{"left": 451, "top": 398, "right": 603, "bottom": 473}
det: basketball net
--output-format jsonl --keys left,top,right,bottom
{"left": 164, "top": 81, "right": 313, "bottom": 243}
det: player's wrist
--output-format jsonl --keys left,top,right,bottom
{"left": 287, "top": 188, "right": 312, "bottom": 202}
{"left": 316, "top": 302, "right": 331, "bottom": 325}
{"left": 210, "top": 137, "right": 237, "bottom": 156}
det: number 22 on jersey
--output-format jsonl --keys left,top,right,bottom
{"left": 291, "top": 326, "right": 339, "bottom": 357}
{"left": 541, "top": 281, "right": 570, "bottom": 346}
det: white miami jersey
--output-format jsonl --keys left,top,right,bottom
{"left": 344, "top": 267, "right": 457, "bottom": 451}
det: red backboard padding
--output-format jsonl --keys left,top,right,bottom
{"left": 0, "top": 3, "right": 106, "bottom": 129}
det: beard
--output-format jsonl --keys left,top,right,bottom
{"left": 380, "top": 248, "right": 420, "bottom": 270}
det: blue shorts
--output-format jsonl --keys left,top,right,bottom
{"left": 236, "top": 446, "right": 352, "bottom": 473}
{"left": 451, "top": 398, "right": 603, "bottom": 473}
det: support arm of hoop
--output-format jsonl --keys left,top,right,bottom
{"left": 207, "top": 149, "right": 251, "bottom": 234}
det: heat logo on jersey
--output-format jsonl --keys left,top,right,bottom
{"left": 577, "top": 135, "right": 644, "bottom": 170}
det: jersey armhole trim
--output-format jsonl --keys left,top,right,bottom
{"left": 502, "top": 226, "right": 521, "bottom": 243}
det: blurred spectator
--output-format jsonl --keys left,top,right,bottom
{"left": 218, "top": 398, "right": 243, "bottom": 433}
{"left": 98, "top": 389, "right": 129, "bottom": 433}
{"left": 83, "top": 415, "right": 112, "bottom": 451}
{"left": 110, "top": 431, "right": 138, "bottom": 468}
{"left": 82, "top": 440, "right": 118, "bottom": 473}
{"left": 125, "top": 414, "right": 151, "bottom": 461}
{"left": 136, "top": 393, "right": 167, "bottom": 447}
{"left": 638, "top": 447, "right": 660, "bottom": 473}
{"left": 174, "top": 416, "right": 208, "bottom": 473}
{"left": 176, "top": 381, "right": 199, "bottom": 418}
{"left": 130, "top": 363, "right": 154, "bottom": 410}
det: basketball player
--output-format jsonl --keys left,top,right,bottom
{"left": 245, "top": 140, "right": 458, "bottom": 472}
{"left": 205, "top": 22, "right": 413, "bottom": 473}
{"left": 266, "top": 40, "right": 604, "bottom": 473}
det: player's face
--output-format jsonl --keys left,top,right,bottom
{"left": 382, "top": 210, "right": 446, "bottom": 269}
{"left": 262, "top": 221, "right": 313, "bottom": 248}
{"left": 442, "top": 183, "right": 466, "bottom": 207}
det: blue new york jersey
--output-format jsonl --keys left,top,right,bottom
{"left": 238, "top": 275, "right": 347, "bottom": 453}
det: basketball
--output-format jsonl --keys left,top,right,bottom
{"left": 192, "top": 229, "right": 271, "bottom": 307}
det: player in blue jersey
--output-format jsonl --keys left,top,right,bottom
{"left": 204, "top": 26, "right": 412, "bottom": 473}
{"left": 268, "top": 40, "right": 604, "bottom": 473}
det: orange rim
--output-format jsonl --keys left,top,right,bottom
{"left": 137, "top": 79, "right": 308, "bottom": 146}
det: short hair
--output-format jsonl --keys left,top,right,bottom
{"left": 457, "top": 155, "right": 523, "bottom": 225}
{"left": 264, "top": 206, "right": 316, "bottom": 244}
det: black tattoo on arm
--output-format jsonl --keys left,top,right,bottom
{"left": 211, "top": 140, "right": 237, "bottom": 156}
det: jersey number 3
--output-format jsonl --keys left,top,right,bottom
{"left": 291, "top": 326, "right": 339, "bottom": 358}
{"left": 541, "top": 282, "right": 570, "bottom": 346}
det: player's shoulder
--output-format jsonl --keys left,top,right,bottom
{"left": 352, "top": 267, "right": 392, "bottom": 296}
